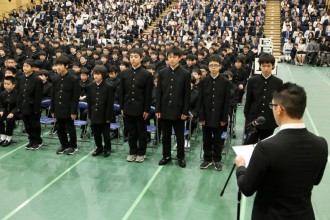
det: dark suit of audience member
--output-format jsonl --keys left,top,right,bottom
{"left": 17, "top": 72, "right": 43, "bottom": 146}
{"left": 156, "top": 66, "right": 190, "bottom": 161}
{"left": 119, "top": 66, "right": 153, "bottom": 156}
{"left": 231, "top": 66, "right": 249, "bottom": 104}
{"left": 244, "top": 74, "right": 283, "bottom": 144}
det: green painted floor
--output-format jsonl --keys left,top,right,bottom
{"left": 0, "top": 63, "right": 329, "bottom": 220}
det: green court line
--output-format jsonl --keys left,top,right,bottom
{"left": 0, "top": 131, "right": 51, "bottom": 161}
{"left": 122, "top": 166, "right": 163, "bottom": 220}
{"left": 1, "top": 150, "right": 93, "bottom": 220}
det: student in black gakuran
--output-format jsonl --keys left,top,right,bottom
{"left": 51, "top": 55, "right": 80, "bottom": 155}
{"left": 199, "top": 55, "right": 231, "bottom": 170}
{"left": 156, "top": 46, "right": 191, "bottom": 168}
{"left": 87, "top": 65, "right": 114, "bottom": 158}
{"left": 119, "top": 48, "right": 153, "bottom": 163}
{"left": 0, "top": 76, "right": 19, "bottom": 147}
{"left": 244, "top": 53, "right": 283, "bottom": 144}
{"left": 17, "top": 59, "right": 43, "bottom": 150}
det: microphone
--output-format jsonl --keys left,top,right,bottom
{"left": 245, "top": 116, "right": 265, "bottom": 128}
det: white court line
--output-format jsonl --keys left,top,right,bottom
{"left": 2, "top": 150, "right": 93, "bottom": 220}
{"left": 122, "top": 166, "right": 163, "bottom": 220}
{"left": 286, "top": 65, "right": 330, "bottom": 164}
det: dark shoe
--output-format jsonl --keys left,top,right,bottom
{"left": 103, "top": 151, "right": 111, "bottom": 157}
{"left": 31, "top": 143, "right": 42, "bottom": 150}
{"left": 92, "top": 148, "right": 103, "bottom": 157}
{"left": 200, "top": 161, "right": 213, "bottom": 169}
{"left": 214, "top": 162, "right": 223, "bottom": 171}
{"left": 124, "top": 135, "right": 128, "bottom": 142}
{"left": 152, "top": 140, "right": 158, "bottom": 145}
{"left": 25, "top": 142, "right": 34, "bottom": 150}
{"left": 67, "top": 148, "right": 78, "bottom": 155}
{"left": 56, "top": 147, "right": 68, "bottom": 154}
{"left": 0, "top": 139, "right": 6, "bottom": 145}
{"left": 158, "top": 157, "right": 172, "bottom": 165}
{"left": 2, "top": 140, "right": 12, "bottom": 147}
{"left": 178, "top": 159, "right": 186, "bottom": 168}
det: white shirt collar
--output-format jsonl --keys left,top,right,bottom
{"left": 261, "top": 73, "right": 271, "bottom": 79}
{"left": 279, "top": 123, "right": 306, "bottom": 131}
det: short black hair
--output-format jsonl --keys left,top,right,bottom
{"left": 258, "top": 52, "right": 275, "bottom": 66}
{"left": 272, "top": 82, "right": 306, "bottom": 119}
{"left": 5, "top": 67, "right": 17, "bottom": 75}
{"left": 93, "top": 65, "right": 107, "bottom": 79}
{"left": 39, "top": 69, "right": 49, "bottom": 77}
{"left": 119, "top": 61, "right": 130, "bottom": 68}
{"left": 54, "top": 55, "right": 70, "bottom": 66}
{"left": 208, "top": 54, "right": 222, "bottom": 65}
{"left": 186, "top": 54, "right": 197, "bottom": 61}
{"left": 4, "top": 76, "right": 16, "bottom": 84}
{"left": 192, "top": 68, "right": 202, "bottom": 76}
{"left": 81, "top": 68, "right": 90, "bottom": 75}
{"left": 24, "top": 58, "right": 35, "bottom": 67}
{"left": 166, "top": 46, "right": 182, "bottom": 57}
{"left": 129, "top": 48, "right": 143, "bottom": 57}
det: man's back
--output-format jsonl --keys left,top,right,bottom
{"left": 238, "top": 128, "right": 328, "bottom": 220}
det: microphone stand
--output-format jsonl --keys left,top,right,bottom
{"left": 220, "top": 123, "right": 256, "bottom": 220}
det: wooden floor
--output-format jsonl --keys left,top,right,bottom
{"left": 0, "top": 63, "right": 329, "bottom": 220}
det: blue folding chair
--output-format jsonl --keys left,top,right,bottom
{"left": 40, "top": 99, "right": 57, "bottom": 144}
{"left": 110, "top": 104, "right": 123, "bottom": 151}
{"left": 147, "top": 106, "right": 159, "bottom": 153}
{"left": 74, "top": 102, "right": 91, "bottom": 149}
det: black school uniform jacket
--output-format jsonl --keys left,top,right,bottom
{"left": 119, "top": 66, "right": 153, "bottom": 116}
{"left": 50, "top": 72, "right": 80, "bottom": 118}
{"left": 199, "top": 74, "right": 231, "bottom": 128}
{"left": 87, "top": 81, "right": 114, "bottom": 124}
{"left": 156, "top": 65, "right": 191, "bottom": 120}
{"left": 0, "top": 89, "right": 19, "bottom": 115}
{"left": 244, "top": 74, "right": 283, "bottom": 130}
{"left": 17, "top": 73, "right": 43, "bottom": 115}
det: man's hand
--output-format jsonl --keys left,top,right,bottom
{"left": 7, "top": 113, "right": 14, "bottom": 119}
{"left": 239, "top": 84, "right": 244, "bottom": 90}
{"left": 0, "top": 112, "right": 3, "bottom": 117}
{"left": 71, "top": 114, "right": 77, "bottom": 120}
{"left": 121, "top": 110, "right": 124, "bottom": 117}
{"left": 199, "top": 120, "right": 205, "bottom": 126}
{"left": 181, "top": 114, "right": 187, "bottom": 120}
{"left": 143, "top": 112, "right": 149, "bottom": 120}
{"left": 235, "top": 155, "right": 246, "bottom": 168}
{"left": 220, "top": 121, "right": 227, "bottom": 127}
{"left": 51, "top": 113, "right": 55, "bottom": 118}
{"left": 156, "top": 113, "right": 161, "bottom": 119}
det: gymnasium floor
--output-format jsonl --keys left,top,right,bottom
{"left": 0, "top": 63, "right": 329, "bottom": 220}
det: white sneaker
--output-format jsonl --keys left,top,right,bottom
{"left": 127, "top": 155, "right": 137, "bottom": 162}
{"left": 135, "top": 155, "right": 146, "bottom": 163}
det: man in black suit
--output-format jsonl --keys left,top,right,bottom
{"left": 51, "top": 55, "right": 80, "bottom": 155}
{"left": 244, "top": 53, "right": 283, "bottom": 144}
{"left": 17, "top": 59, "right": 43, "bottom": 150}
{"left": 156, "top": 46, "right": 190, "bottom": 168}
{"left": 199, "top": 55, "right": 231, "bottom": 170}
{"left": 87, "top": 65, "right": 114, "bottom": 158}
{"left": 119, "top": 48, "right": 153, "bottom": 163}
{"left": 235, "top": 82, "right": 328, "bottom": 220}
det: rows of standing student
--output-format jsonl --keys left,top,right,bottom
{"left": 0, "top": 44, "right": 284, "bottom": 172}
